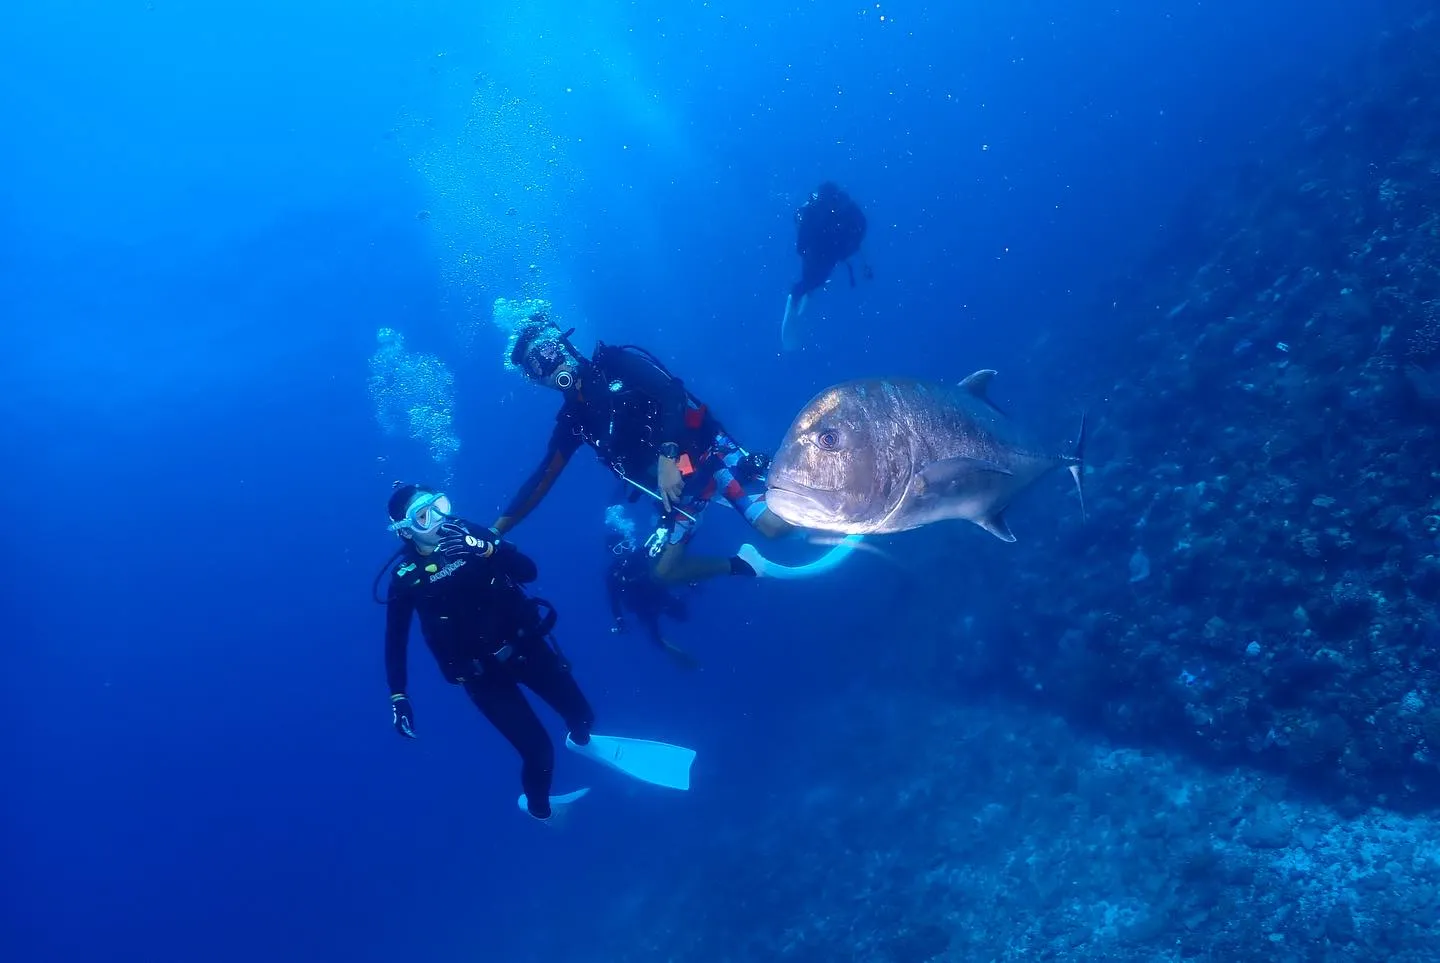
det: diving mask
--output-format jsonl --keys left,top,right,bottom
{"left": 389, "top": 491, "right": 452, "bottom": 535}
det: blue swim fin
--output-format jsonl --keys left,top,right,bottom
{"left": 566, "top": 733, "right": 696, "bottom": 790}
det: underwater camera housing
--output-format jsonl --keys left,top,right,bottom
{"left": 738, "top": 451, "right": 771, "bottom": 482}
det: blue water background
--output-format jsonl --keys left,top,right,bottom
{"left": 0, "top": 2, "right": 1398, "bottom": 960}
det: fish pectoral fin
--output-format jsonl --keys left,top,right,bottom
{"left": 975, "top": 511, "right": 1017, "bottom": 542}
{"left": 916, "top": 456, "right": 1014, "bottom": 494}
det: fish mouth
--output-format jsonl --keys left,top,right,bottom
{"left": 765, "top": 481, "right": 850, "bottom": 531}
{"left": 767, "top": 481, "right": 837, "bottom": 504}
{"left": 768, "top": 475, "right": 847, "bottom": 497}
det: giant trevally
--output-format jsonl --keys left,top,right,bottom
{"left": 764, "top": 371, "right": 1085, "bottom": 540}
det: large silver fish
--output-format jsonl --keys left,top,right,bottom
{"left": 764, "top": 371, "right": 1085, "bottom": 540}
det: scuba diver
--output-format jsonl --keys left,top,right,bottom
{"left": 492, "top": 314, "right": 794, "bottom": 584}
{"left": 378, "top": 483, "right": 697, "bottom": 822}
{"left": 604, "top": 509, "right": 700, "bottom": 670}
{"left": 781, "top": 181, "right": 871, "bottom": 349}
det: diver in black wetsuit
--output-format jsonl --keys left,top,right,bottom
{"left": 381, "top": 483, "right": 595, "bottom": 822}
{"left": 492, "top": 315, "right": 792, "bottom": 584}
{"left": 782, "top": 182, "right": 870, "bottom": 344}
{"left": 605, "top": 530, "right": 699, "bottom": 670}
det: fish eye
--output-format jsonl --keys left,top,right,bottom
{"left": 816, "top": 428, "right": 840, "bottom": 451}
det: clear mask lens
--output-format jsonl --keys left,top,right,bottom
{"left": 389, "top": 492, "right": 452, "bottom": 534}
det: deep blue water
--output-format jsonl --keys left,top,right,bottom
{"left": 0, "top": 2, "right": 1406, "bottom": 961}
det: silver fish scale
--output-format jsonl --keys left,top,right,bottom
{"left": 890, "top": 381, "right": 1039, "bottom": 466}
{"left": 880, "top": 379, "right": 1066, "bottom": 535}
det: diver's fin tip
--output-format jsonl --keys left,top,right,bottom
{"left": 567, "top": 733, "right": 696, "bottom": 791}
{"left": 781, "top": 295, "right": 798, "bottom": 351}
{"left": 517, "top": 787, "right": 591, "bottom": 817}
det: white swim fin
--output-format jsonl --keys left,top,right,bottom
{"left": 738, "top": 538, "right": 863, "bottom": 580}
{"left": 517, "top": 787, "right": 590, "bottom": 819}
{"left": 566, "top": 733, "right": 695, "bottom": 790}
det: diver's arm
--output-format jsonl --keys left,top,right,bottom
{"left": 493, "top": 424, "right": 582, "bottom": 535}
{"left": 384, "top": 592, "right": 415, "bottom": 696}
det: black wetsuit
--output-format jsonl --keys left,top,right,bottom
{"left": 606, "top": 550, "right": 690, "bottom": 648}
{"left": 497, "top": 344, "right": 719, "bottom": 531}
{"left": 384, "top": 529, "right": 594, "bottom": 817}
{"left": 792, "top": 182, "right": 867, "bottom": 302}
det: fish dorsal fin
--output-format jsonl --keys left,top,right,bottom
{"left": 916, "top": 455, "right": 1014, "bottom": 496}
{"left": 959, "top": 369, "right": 998, "bottom": 399}
{"left": 958, "top": 369, "right": 1007, "bottom": 414}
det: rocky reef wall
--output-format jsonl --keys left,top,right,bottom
{"left": 938, "top": 12, "right": 1440, "bottom": 810}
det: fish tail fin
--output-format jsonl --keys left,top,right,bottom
{"left": 1067, "top": 410, "right": 1088, "bottom": 522}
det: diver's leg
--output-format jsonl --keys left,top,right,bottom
{"left": 516, "top": 642, "right": 596, "bottom": 746}
{"left": 664, "top": 594, "right": 691, "bottom": 622}
{"left": 651, "top": 437, "right": 772, "bottom": 582}
{"left": 797, "top": 259, "right": 832, "bottom": 302}
{"left": 463, "top": 675, "right": 556, "bottom": 820}
{"left": 751, "top": 508, "right": 795, "bottom": 538}
{"left": 639, "top": 613, "right": 667, "bottom": 652}
{"left": 651, "top": 506, "right": 758, "bottom": 581}
{"left": 652, "top": 540, "right": 739, "bottom": 583}
{"left": 649, "top": 491, "right": 737, "bottom": 583}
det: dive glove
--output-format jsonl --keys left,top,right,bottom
{"left": 391, "top": 693, "right": 416, "bottom": 739}
{"left": 437, "top": 520, "right": 498, "bottom": 560}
